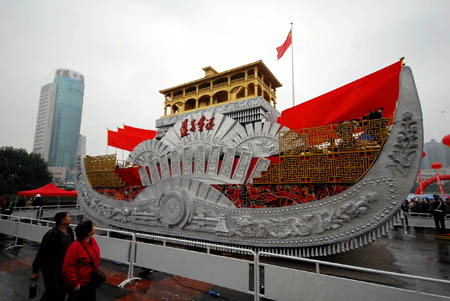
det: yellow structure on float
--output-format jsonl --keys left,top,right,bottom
{"left": 159, "top": 60, "right": 282, "bottom": 118}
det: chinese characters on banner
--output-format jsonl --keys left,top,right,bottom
{"left": 181, "top": 116, "right": 215, "bottom": 137}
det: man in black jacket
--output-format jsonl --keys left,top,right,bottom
{"left": 31, "top": 212, "right": 74, "bottom": 300}
{"left": 431, "top": 195, "right": 447, "bottom": 234}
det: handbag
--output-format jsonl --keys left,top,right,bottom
{"left": 79, "top": 240, "right": 106, "bottom": 288}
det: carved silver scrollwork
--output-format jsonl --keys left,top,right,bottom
{"left": 229, "top": 192, "right": 378, "bottom": 239}
{"left": 387, "top": 111, "right": 419, "bottom": 176}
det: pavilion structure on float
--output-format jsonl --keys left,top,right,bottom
{"left": 159, "top": 60, "right": 282, "bottom": 117}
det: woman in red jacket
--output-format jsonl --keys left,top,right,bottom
{"left": 63, "top": 220, "right": 100, "bottom": 301}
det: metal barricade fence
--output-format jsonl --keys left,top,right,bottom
{"left": 2, "top": 214, "right": 450, "bottom": 301}
{"left": 257, "top": 252, "right": 450, "bottom": 301}
{"left": 407, "top": 212, "right": 450, "bottom": 218}
{"left": 10, "top": 206, "right": 42, "bottom": 218}
{"left": 133, "top": 232, "right": 258, "bottom": 299}
{"left": 397, "top": 211, "right": 450, "bottom": 230}
{"left": 11, "top": 205, "right": 81, "bottom": 219}
{"left": 0, "top": 214, "right": 259, "bottom": 300}
{"left": 13, "top": 204, "right": 79, "bottom": 211}
{"left": 0, "top": 214, "right": 138, "bottom": 288}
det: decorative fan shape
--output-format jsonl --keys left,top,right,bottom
{"left": 127, "top": 139, "right": 171, "bottom": 166}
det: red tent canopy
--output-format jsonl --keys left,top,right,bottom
{"left": 17, "top": 183, "right": 77, "bottom": 197}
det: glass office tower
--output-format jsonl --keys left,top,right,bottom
{"left": 32, "top": 83, "right": 57, "bottom": 161}
{"left": 47, "top": 69, "right": 85, "bottom": 169}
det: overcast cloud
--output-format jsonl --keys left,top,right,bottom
{"left": 1, "top": 0, "right": 449, "bottom": 157}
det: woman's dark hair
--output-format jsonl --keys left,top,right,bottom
{"left": 75, "top": 220, "right": 93, "bottom": 240}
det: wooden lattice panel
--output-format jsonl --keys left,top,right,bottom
{"left": 85, "top": 154, "right": 117, "bottom": 171}
{"left": 84, "top": 154, "right": 125, "bottom": 188}
{"left": 254, "top": 118, "right": 390, "bottom": 184}
{"left": 253, "top": 163, "right": 280, "bottom": 183}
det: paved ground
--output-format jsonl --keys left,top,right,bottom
{"left": 321, "top": 227, "right": 450, "bottom": 296}
{"left": 0, "top": 226, "right": 449, "bottom": 300}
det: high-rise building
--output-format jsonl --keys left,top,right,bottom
{"left": 77, "top": 135, "right": 86, "bottom": 158}
{"left": 32, "top": 69, "right": 85, "bottom": 169}
{"left": 32, "top": 83, "right": 57, "bottom": 161}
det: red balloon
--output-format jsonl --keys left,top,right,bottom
{"left": 422, "top": 152, "right": 426, "bottom": 158}
{"left": 443, "top": 134, "right": 450, "bottom": 147}
{"left": 432, "top": 162, "right": 442, "bottom": 170}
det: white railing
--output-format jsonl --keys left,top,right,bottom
{"left": 11, "top": 205, "right": 81, "bottom": 219}
{"left": 0, "top": 214, "right": 258, "bottom": 299}
{"left": 1, "top": 214, "right": 450, "bottom": 301}
{"left": 396, "top": 212, "right": 450, "bottom": 232}
{"left": 406, "top": 212, "right": 450, "bottom": 218}
{"left": 135, "top": 232, "right": 257, "bottom": 298}
{"left": 257, "top": 252, "right": 450, "bottom": 300}
{"left": 13, "top": 204, "right": 79, "bottom": 211}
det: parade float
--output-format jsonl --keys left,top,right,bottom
{"left": 76, "top": 59, "right": 423, "bottom": 257}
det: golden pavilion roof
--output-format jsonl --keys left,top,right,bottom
{"left": 159, "top": 60, "right": 282, "bottom": 94}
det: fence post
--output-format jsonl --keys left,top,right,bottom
{"left": 118, "top": 232, "right": 141, "bottom": 288}
{"left": 5, "top": 216, "right": 24, "bottom": 251}
{"left": 129, "top": 233, "right": 136, "bottom": 279}
{"left": 255, "top": 253, "right": 259, "bottom": 301}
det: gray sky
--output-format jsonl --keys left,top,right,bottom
{"left": 1, "top": 0, "right": 449, "bottom": 157}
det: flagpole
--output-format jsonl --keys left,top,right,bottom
{"left": 291, "top": 22, "right": 295, "bottom": 107}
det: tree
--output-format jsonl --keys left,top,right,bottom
{"left": 0, "top": 146, "right": 52, "bottom": 197}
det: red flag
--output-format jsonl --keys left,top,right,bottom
{"left": 107, "top": 130, "right": 123, "bottom": 149}
{"left": 276, "top": 30, "right": 292, "bottom": 60}
{"left": 108, "top": 130, "right": 147, "bottom": 151}
{"left": 123, "top": 125, "right": 156, "bottom": 139}
{"left": 108, "top": 125, "right": 157, "bottom": 151}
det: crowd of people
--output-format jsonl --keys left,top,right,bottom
{"left": 334, "top": 107, "right": 386, "bottom": 149}
{"left": 0, "top": 195, "right": 45, "bottom": 220}
{"left": 404, "top": 196, "right": 449, "bottom": 214}
{"left": 401, "top": 195, "right": 448, "bottom": 234}
{"left": 31, "top": 213, "right": 102, "bottom": 301}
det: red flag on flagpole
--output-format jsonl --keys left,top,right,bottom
{"left": 276, "top": 29, "right": 292, "bottom": 60}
